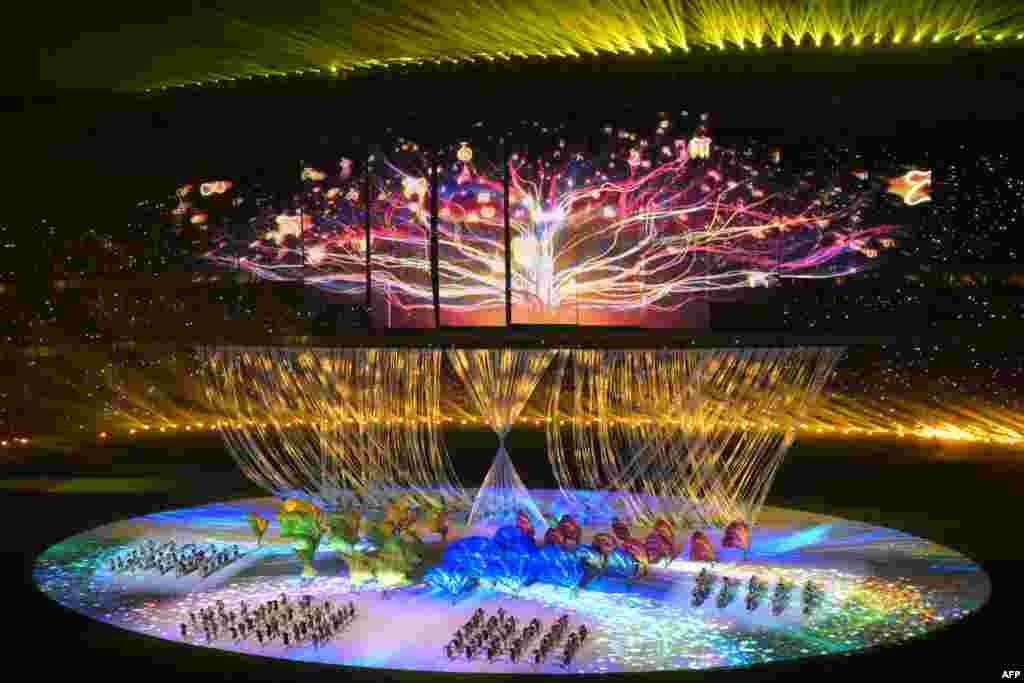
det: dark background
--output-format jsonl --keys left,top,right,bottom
{"left": 8, "top": 48, "right": 1024, "bottom": 211}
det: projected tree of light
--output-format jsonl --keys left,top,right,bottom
{"left": 196, "top": 115, "right": 913, "bottom": 327}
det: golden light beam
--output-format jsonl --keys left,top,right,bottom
{"left": 53, "top": 0, "right": 1024, "bottom": 91}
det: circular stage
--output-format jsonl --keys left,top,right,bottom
{"left": 34, "top": 491, "right": 989, "bottom": 675}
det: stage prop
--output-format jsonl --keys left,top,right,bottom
{"left": 35, "top": 493, "right": 990, "bottom": 675}
{"left": 200, "top": 345, "right": 841, "bottom": 557}
{"left": 447, "top": 349, "right": 555, "bottom": 531}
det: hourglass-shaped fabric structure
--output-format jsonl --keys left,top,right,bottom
{"left": 447, "top": 349, "right": 557, "bottom": 531}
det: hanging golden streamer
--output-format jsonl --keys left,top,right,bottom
{"left": 545, "top": 348, "right": 843, "bottom": 529}
{"left": 198, "top": 347, "right": 467, "bottom": 511}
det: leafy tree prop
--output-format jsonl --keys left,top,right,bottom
{"left": 723, "top": 520, "right": 751, "bottom": 561}
{"left": 325, "top": 512, "right": 422, "bottom": 591}
{"left": 618, "top": 537, "right": 650, "bottom": 580}
{"left": 515, "top": 510, "right": 536, "bottom": 542}
{"left": 247, "top": 513, "right": 269, "bottom": 547}
{"left": 382, "top": 499, "right": 417, "bottom": 537}
{"left": 432, "top": 509, "right": 451, "bottom": 544}
{"left": 345, "top": 554, "right": 377, "bottom": 589}
{"left": 324, "top": 511, "right": 361, "bottom": 555}
{"left": 611, "top": 517, "right": 631, "bottom": 543}
{"left": 544, "top": 527, "right": 565, "bottom": 546}
{"left": 556, "top": 515, "right": 582, "bottom": 546}
{"left": 277, "top": 501, "right": 325, "bottom": 577}
{"left": 689, "top": 530, "right": 717, "bottom": 562}
{"left": 417, "top": 492, "right": 443, "bottom": 512}
{"left": 590, "top": 532, "right": 617, "bottom": 573}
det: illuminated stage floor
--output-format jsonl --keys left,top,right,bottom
{"left": 34, "top": 493, "right": 989, "bottom": 675}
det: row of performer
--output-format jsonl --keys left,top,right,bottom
{"left": 691, "top": 569, "right": 825, "bottom": 615}
{"left": 443, "top": 607, "right": 589, "bottom": 667}
{"left": 181, "top": 593, "right": 357, "bottom": 649}
{"left": 107, "top": 540, "right": 243, "bottom": 579}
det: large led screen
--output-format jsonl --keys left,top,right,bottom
{"left": 190, "top": 113, "right": 927, "bottom": 329}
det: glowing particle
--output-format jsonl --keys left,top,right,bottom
{"left": 689, "top": 135, "right": 711, "bottom": 159}
{"left": 886, "top": 170, "right": 931, "bottom": 205}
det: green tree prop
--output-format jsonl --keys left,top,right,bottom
{"left": 345, "top": 554, "right": 378, "bottom": 589}
{"left": 247, "top": 513, "right": 269, "bottom": 547}
{"left": 325, "top": 512, "right": 426, "bottom": 590}
{"left": 277, "top": 509, "right": 324, "bottom": 577}
{"left": 366, "top": 524, "right": 426, "bottom": 586}
{"left": 431, "top": 509, "right": 451, "bottom": 544}
{"left": 324, "top": 511, "right": 361, "bottom": 554}
{"left": 324, "top": 511, "right": 379, "bottom": 590}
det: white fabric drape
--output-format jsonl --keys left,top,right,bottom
{"left": 448, "top": 349, "right": 557, "bottom": 530}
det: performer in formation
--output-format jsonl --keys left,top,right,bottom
{"left": 443, "top": 608, "right": 589, "bottom": 667}
{"left": 107, "top": 539, "right": 243, "bottom": 579}
{"left": 182, "top": 593, "right": 357, "bottom": 649}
